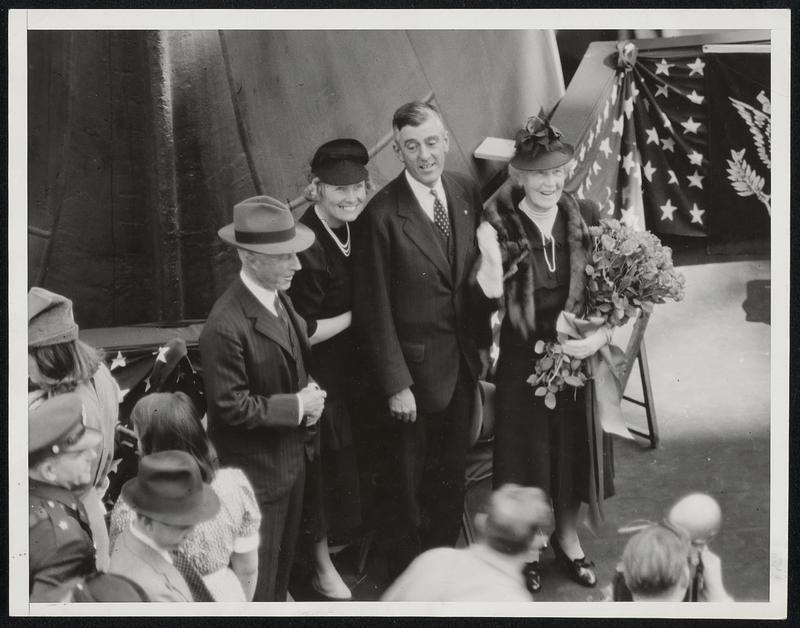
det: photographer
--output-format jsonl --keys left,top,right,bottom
{"left": 616, "top": 522, "right": 733, "bottom": 602}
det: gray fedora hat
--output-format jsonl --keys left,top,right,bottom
{"left": 218, "top": 195, "right": 315, "bottom": 255}
{"left": 122, "top": 450, "right": 220, "bottom": 527}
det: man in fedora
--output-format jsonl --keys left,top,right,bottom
{"left": 29, "top": 393, "right": 103, "bottom": 601}
{"left": 109, "top": 450, "right": 220, "bottom": 602}
{"left": 382, "top": 484, "right": 552, "bottom": 601}
{"left": 200, "top": 195, "right": 326, "bottom": 602}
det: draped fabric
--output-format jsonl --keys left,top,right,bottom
{"left": 28, "top": 30, "right": 564, "bottom": 329}
{"left": 564, "top": 41, "right": 770, "bottom": 241}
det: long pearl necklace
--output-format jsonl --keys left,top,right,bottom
{"left": 315, "top": 206, "right": 351, "bottom": 257}
{"left": 519, "top": 198, "right": 557, "bottom": 273}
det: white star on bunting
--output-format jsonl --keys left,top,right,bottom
{"left": 622, "top": 152, "right": 637, "bottom": 175}
{"left": 611, "top": 116, "right": 624, "bottom": 136}
{"left": 688, "top": 150, "right": 704, "bottom": 166}
{"left": 660, "top": 199, "right": 678, "bottom": 221}
{"left": 155, "top": 345, "right": 169, "bottom": 363}
{"left": 578, "top": 145, "right": 587, "bottom": 162}
{"left": 606, "top": 199, "right": 616, "bottom": 215}
{"left": 655, "top": 59, "right": 674, "bottom": 76}
{"left": 642, "top": 161, "right": 657, "bottom": 182}
{"left": 623, "top": 97, "right": 634, "bottom": 119}
{"left": 687, "top": 90, "right": 705, "bottom": 105}
{"left": 592, "top": 160, "right": 602, "bottom": 176}
{"left": 667, "top": 170, "right": 679, "bottom": 185}
{"left": 687, "top": 57, "right": 706, "bottom": 76}
{"left": 620, "top": 206, "right": 640, "bottom": 229}
{"left": 655, "top": 84, "right": 669, "bottom": 99}
{"left": 598, "top": 137, "right": 612, "bottom": 158}
{"left": 661, "top": 113, "right": 672, "bottom": 129}
{"left": 661, "top": 137, "right": 675, "bottom": 152}
{"left": 645, "top": 127, "right": 659, "bottom": 145}
{"left": 681, "top": 117, "right": 701, "bottom": 135}
{"left": 110, "top": 351, "right": 127, "bottom": 371}
{"left": 690, "top": 203, "right": 706, "bottom": 224}
{"left": 687, "top": 170, "right": 705, "bottom": 189}
{"left": 144, "top": 377, "right": 152, "bottom": 393}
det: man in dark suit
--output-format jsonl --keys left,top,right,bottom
{"left": 200, "top": 196, "right": 327, "bottom": 601}
{"left": 352, "top": 101, "right": 492, "bottom": 576}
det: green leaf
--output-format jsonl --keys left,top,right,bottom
{"left": 540, "top": 357, "right": 553, "bottom": 370}
{"left": 534, "top": 386, "right": 547, "bottom": 397}
{"left": 534, "top": 340, "right": 545, "bottom": 353}
{"left": 544, "top": 392, "right": 557, "bottom": 410}
{"left": 564, "top": 375, "right": 584, "bottom": 387}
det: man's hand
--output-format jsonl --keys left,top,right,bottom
{"left": 697, "top": 546, "right": 734, "bottom": 602}
{"left": 388, "top": 388, "right": 417, "bottom": 423}
{"left": 299, "top": 383, "right": 326, "bottom": 426}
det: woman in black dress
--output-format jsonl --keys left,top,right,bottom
{"left": 288, "top": 138, "right": 370, "bottom": 600}
{"left": 476, "top": 114, "right": 614, "bottom": 593}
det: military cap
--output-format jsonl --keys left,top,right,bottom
{"left": 29, "top": 393, "right": 102, "bottom": 465}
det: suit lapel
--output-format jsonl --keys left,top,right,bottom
{"left": 278, "top": 292, "right": 310, "bottom": 365}
{"left": 236, "top": 279, "right": 294, "bottom": 356}
{"left": 395, "top": 174, "right": 452, "bottom": 284}
{"left": 443, "top": 173, "right": 473, "bottom": 288}
{"left": 123, "top": 529, "right": 192, "bottom": 602}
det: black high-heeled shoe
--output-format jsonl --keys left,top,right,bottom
{"left": 522, "top": 560, "right": 542, "bottom": 594}
{"left": 550, "top": 534, "right": 597, "bottom": 588}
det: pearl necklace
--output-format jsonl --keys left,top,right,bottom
{"left": 315, "top": 206, "right": 351, "bottom": 257}
{"left": 519, "top": 198, "right": 558, "bottom": 273}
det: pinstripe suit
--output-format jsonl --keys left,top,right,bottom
{"left": 352, "top": 170, "right": 493, "bottom": 576}
{"left": 200, "top": 277, "right": 315, "bottom": 601}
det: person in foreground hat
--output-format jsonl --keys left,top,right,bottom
{"left": 476, "top": 110, "right": 612, "bottom": 593}
{"left": 108, "top": 450, "right": 220, "bottom": 602}
{"left": 200, "top": 195, "right": 326, "bottom": 601}
{"left": 109, "top": 392, "right": 261, "bottom": 602}
{"left": 29, "top": 393, "right": 103, "bottom": 601}
{"left": 28, "top": 286, "right": 121, "bottom": 571}
{"left": 351, "top": 101, "right": 494, "bottom": 579}
{"left": 287, "top": 138, "right": 371, "bottom": 600}
{"left": 381, "top": 484, "right": 552, "bottom": 601}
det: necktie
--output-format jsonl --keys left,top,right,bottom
{"left": 171, "top": 549, "right": 215, "bottom": 602}
{"left": 274, "top": 295, "right": 297, "bottom": 351}
{"left": 431, "top": 189, "right": 451, "bottom": 238}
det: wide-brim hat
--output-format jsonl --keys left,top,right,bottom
{"left": 28, "top": 287, "right": 80, "bottom": 348}
{"left": 218, "top": 195, "right": 315, "bottom": 255}
{"left": 121, "top": 450, "right": 220, "bottom": 527}
{"left": 509, "top": 112, "right": 574, "bottom": 172}
{"left": 29, "top": 393, "right": 103, "bottom": 464}
{"left": 311, "top": 138, "right": 369, "bottom": 185}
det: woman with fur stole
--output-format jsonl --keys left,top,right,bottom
{"left": 475, "top": 113, "right": 614, "bottom": 594}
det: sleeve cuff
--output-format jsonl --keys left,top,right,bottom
{"left": 233, "top": 533, "right": 260, "bottom": 554}
{"left": 476, "top": 266, "right": 504, "bottom": 299}
{"left": 297, "top": 393, "right": 304, "bottom": 425}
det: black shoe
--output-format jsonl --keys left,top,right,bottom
{"left": 550, "top": 534, "right": 597, "bottom": 588}
{"left": 522, "top": 561, "right": 542, "bottom": 594}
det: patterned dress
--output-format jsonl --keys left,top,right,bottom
{"left": 110, "top": 467, "right": 261, "bottom": 602}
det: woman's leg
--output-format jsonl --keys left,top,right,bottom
{"left": 553, "top": 498, "right": 585, "bottom": 559}
{"left": 312, "top": 536, "right": 351, "bottom": 599}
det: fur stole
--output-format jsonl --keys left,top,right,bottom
{"left": 482, "top": 186, "right": 592, "bottom": 340}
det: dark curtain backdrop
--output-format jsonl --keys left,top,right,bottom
{"left": 28, "top": 30, "right": 564, "bottom": 328}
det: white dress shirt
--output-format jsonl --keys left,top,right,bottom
{"left": 405, "top": 170, "right": 448, "bottom": 224}
{"left": 239, "top": 269, "right": 304, "bottom": 423}
{"left": 129, "top": 521, "right": 174, "bottom": 565}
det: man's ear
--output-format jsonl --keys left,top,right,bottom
{"left": 442, "top": 130, "right": 451, "bottom": 153}
{"left": 392, "top": 141, "right": 404, "bottom": 163}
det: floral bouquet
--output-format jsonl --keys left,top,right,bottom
{"left": 529, "top": 218, "right": 685, "bottom": 427}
